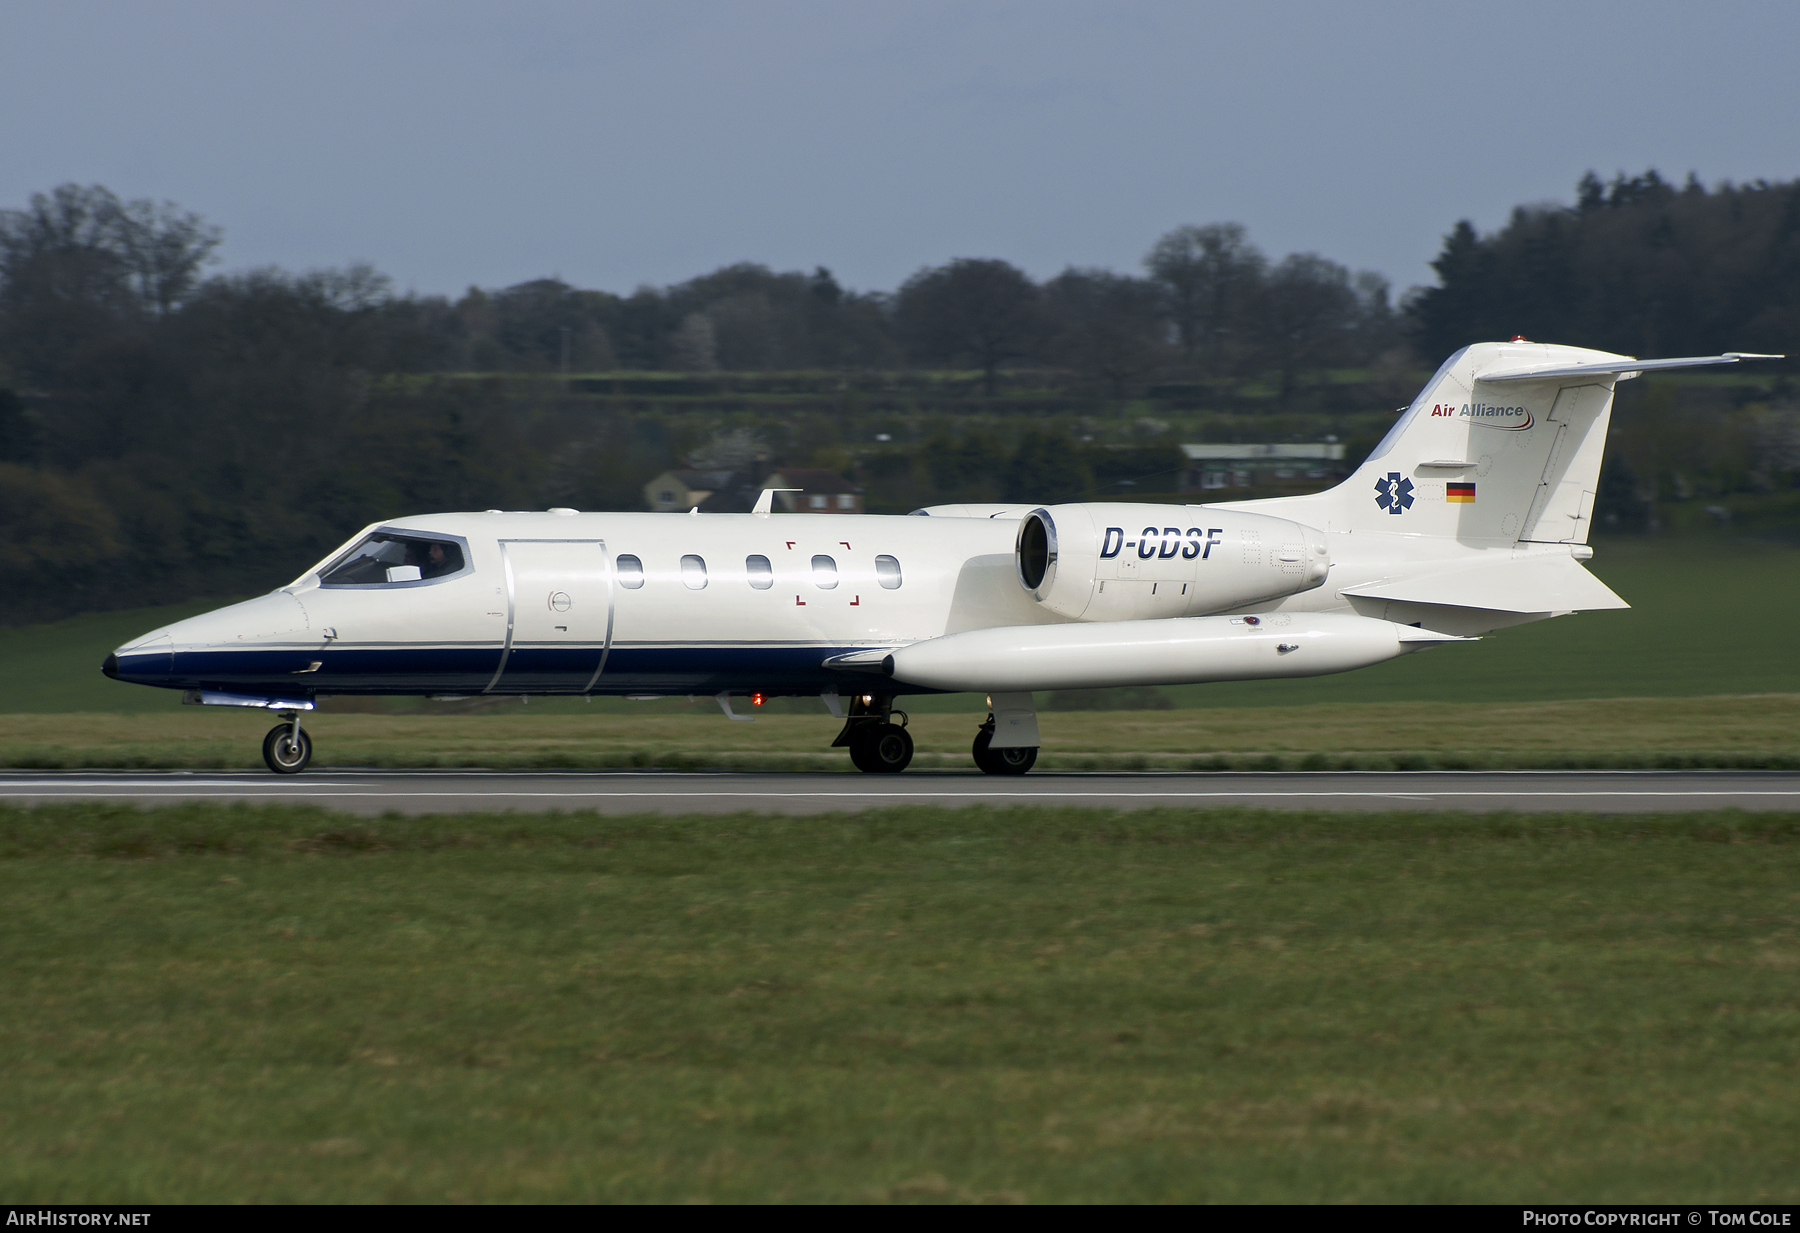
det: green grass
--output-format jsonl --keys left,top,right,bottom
{"left": 1166, "top": 534, "right": 1800, "bottom": 707}
{"left": 0, "top": 598, "right": 233, "bottom": 714}
{"left": 3, "top": 802, "right": 1798, "bottom": 1202}
{"left": 0, "top": 695, "right": 1796, "bottom": 771}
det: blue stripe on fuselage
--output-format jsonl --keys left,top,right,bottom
{"left": 114, "top": 643, "right": 924, "bottom": 696}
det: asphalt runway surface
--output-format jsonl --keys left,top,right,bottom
{"left": 2, "top": 769, "right": 1798, "bottom": 815}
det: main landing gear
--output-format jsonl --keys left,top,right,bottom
{"left": 262, "top": 710, "right": 312, "bottom": 774}
{"left": 832, "top": 694, "right": 914, "bottom": 773}
{"left": 831, "top": 693, "right": 1042, "bottom": 775}
{"left": 972, "top": 692, "right": 1040, "bottom": 776}
{"left": 972, "top": 721, "right": 1036, "bottom": 775}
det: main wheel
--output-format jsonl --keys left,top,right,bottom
{"left": 849, "top": 722, "right": 913, "bottom": 773}
{"left": 972, "top": 728, "right": 1036, "bottom": 776}
{"left": 262, "top": 724, "right": 313, "bottom": 775}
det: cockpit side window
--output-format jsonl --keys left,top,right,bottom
{"left": 319, "top": 531, "right": 470, "bottom": 588}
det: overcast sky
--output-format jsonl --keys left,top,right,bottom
{"left": 4, "top": 0, "right": 1797, "bottom": 300}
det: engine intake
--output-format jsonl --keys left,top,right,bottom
{"left": 1015, "top": 503, "right": 1329, "bottom": 621}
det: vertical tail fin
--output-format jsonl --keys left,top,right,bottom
{"left": 1335, "top": 342, "right": 1622, "bottom": 543}
{"left": 1212, "top": 342, "right": 1777, "bottom": 544}
{"left": 1202, "top": 342, "right": 1778, "bottom": 543}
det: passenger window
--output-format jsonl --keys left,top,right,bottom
{"left": 617, "top": 554, "right": 644, "bottom": 589}
{"left": 811, "top": 555, "right": 838, "bottom": 589}
{"left": 681, "top": 554, "right": 708, "bottom": 590}
{"left": 875, "top": 555, "right": 902, "bottom": 589}
{"left": 320, "top": 531, "right": 466, "bottom": 587}
{"left": 746, "top": 554, "right": 773, "bottom": 590}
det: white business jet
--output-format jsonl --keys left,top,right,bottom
{"left": 103, "top": 341, "right": 1780, "bottom": 775}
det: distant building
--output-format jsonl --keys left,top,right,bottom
{"left": 641, "top": 467, "right": 863, "bottom": 513}
{"left": 642, "top": 469, "right": 747, "bottom": 512}
{"left": 760, "top": 469, "right": 863, "bottom": 514}
{"left": 1179, "top": 443, "right": 1348, "bottom": 492}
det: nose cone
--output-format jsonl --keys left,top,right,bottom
{"left": 107, "top": 593, "right": 313, "bottom": 694}
{"left": 109, "top": 628, "right": 176, "bottom": 686}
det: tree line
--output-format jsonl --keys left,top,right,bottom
{"left": 1410, "top": 170, "right": 1800, "bottom": 360}
{"left": 0, "top": 174, "right": 1796, "bottom": 622}
{"left": 248, "top": 223, "right": 1405, "bottom": 397}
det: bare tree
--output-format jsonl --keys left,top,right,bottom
{"left": 895, "top": 258, "right": 1042, "bottom": 395}
{"left": 1253, "top": 252, "right": 1359, "bottom": 400}
{"left": 0, "top": 184, "right": 220, "bottom": 316}
{"left": 0, "top": 184, "right": 221, "bottom": 383}
{"left": 669, "top": 313, "right": 718, "bottom": 371}
{"left": 113, "top": 195, "right": 225, "bottom": 315}
{"left": 1041, "top": 267, "right": 1167, "bottom": 397}
{"left": 1142, "top": 223, "right": 1265, "bottom": 373}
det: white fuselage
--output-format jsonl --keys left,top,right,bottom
{"left": 103, "top": 503, "right": 1590, "bottom": 702}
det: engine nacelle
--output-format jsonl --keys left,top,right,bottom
{"left": 1014, "top": 503, "right": 1330, "bottom": 621}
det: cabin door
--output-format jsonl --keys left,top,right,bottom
{"left": 487, "top": 539, "right": 614, "bottom": 693}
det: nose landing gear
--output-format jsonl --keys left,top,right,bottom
{"left": 262, "top": 711, "right": 312, "bottom": 774}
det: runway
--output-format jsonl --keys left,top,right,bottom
{"left": 3, "top": 768, "right": 1798, "bottom": 815}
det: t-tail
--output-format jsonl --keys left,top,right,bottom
{"left": 1213, "top": 342, "right": 1782, "bottom": 545}
{"left": 1201, "top": 342, "right": 1782, "bottom": 623}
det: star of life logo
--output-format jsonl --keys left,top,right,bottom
{"left": 1375, "top": 472, "right": 1414, "bottom": 515}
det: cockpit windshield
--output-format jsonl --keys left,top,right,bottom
{"left": 319, "top": 531, "right": 468, "bottom": 587}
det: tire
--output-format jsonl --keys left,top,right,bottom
{"left": 262, "top": 724, "right": 313, "bottom": 775}
{"left": 849, "top": 722, "right": 913, "bottom": 773}
{"left": 972, "top": 728, "right": 1036, "bottom": 776}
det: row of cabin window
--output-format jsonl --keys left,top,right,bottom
{"left": 614, "top": 553, "right": 902, "bottom": 591}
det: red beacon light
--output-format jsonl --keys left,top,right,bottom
{"left": 751, "top": 692, "right": 765, "bottom": 707}
{"left": 1511, "top": 335, "right": 1529, "bottom": 342}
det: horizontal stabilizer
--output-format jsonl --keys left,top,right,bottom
{"left": 1342, "top": 553, "right": 1628, "bottom": 614}
{"left": 1477, "top": 352, "right": 1783, "bottom": 383}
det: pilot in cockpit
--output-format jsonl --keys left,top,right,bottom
{"left": 406, "top": 540, "right": 455, "bottom": 580}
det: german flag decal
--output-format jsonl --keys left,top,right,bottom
{"left": 1446, "top": 482, "right": 1476, "bottom": 503}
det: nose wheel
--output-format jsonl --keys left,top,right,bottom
{"left": 262, "top": 719, "right": 312, "bottom": 774}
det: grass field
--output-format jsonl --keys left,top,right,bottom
{"left": 0, "top": 695, "right": 1795, "bottom": 771}
{"left": 4, "top": 802, "right": 1797, "bottom": 1202}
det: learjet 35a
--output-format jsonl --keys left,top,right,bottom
{"left": 103, "top": 342, "right": 1781, "bottom": 775}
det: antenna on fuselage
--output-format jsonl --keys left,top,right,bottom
{"left": 752, "top": 488, "right": 802, "bottom": 517}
